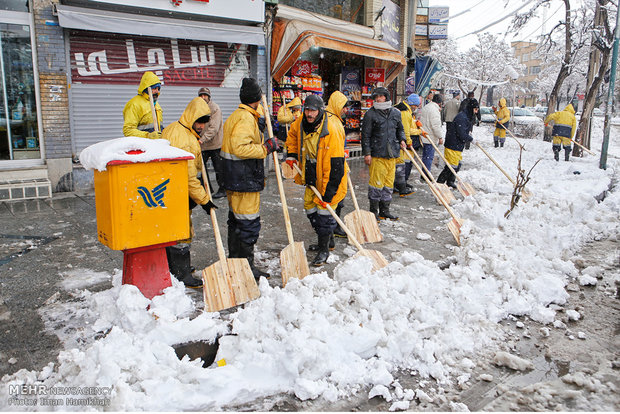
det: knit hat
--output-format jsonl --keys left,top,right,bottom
{"left": 198, "top": 87, "right": 211, "bottom": 97}
{"left": 303, "top": 94, "right": 324, "bottom": 111}
{"left": 406, "top": 93, "right": 421, "bottom": 106}
{"left": 371, "top": 87, "right": 390, "bottom": 100}
{"left": 239, "top": 78, "right": 262, "bottom": 105}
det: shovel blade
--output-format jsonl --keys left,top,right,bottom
{"left": 457, "top": 180, "right": 476, "bottom": 197}
{"left": 353, "top": 249, "right": 389, "bottom": 271}
{"left": 280, "top": 241, "right": 310, "bottom": 287}
{"left": 436, "top": 183, "right": 456, "bottom": 204}
{"left": 447, "top": 217, "right": 463, "bottom": 246}
{"left": 521, "top": 188, "right": 533, "bottom": 202}
{"left": 202, "top": 258, "right": 259, "bottom": 312}
{"left": 344, "top": 210, "right": 383, "bottom": 244}
{"left": 280, "top": 162, "right": 297, "bottom": 179}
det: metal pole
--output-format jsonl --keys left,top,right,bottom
{"left": 600, "top": 2, "right": 620, "bottom": 169}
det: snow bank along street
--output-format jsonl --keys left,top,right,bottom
{"left": 1, "top": 119, "right": 619, "bottom": 411}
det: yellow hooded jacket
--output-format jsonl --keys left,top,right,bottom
{"left": 277, "top": 96, "right": 302, "bottom": 124}
{"left": 287, "top": 111, "right": 347, "bottom": 205}
{"left": 161, "top": 97, "right": 211, "bottom": 207}
{"left": 221, "top": 104, "right": 268, "bottom": 192}
{"left": 394, "top": 100, "right": 421, "bottom": 163}
{"left": 545, "top": 104, "right": 576, "bottom": 145}
{"left": 494, "top": 98, "right": 510, "bottom": 137}
{"left": 123, "top": 72, "right": 163, "bottom": 138}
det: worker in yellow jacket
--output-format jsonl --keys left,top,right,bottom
{"left": 161, "top": 96, "right": 216, "bottom": 288}
{"left": 221, "top": 78, "right": 278, "bottom": 280}
{"left": 123, "top": 71, "right": 163, "bottom": 138}
{"left": 277, "top": 96, "right": 302, "bottom": 124}
{"left": 492, "top": 98, "right": 510, "bottom": 147}
{"left": 545, "top": 103, "right": 577, "bottom": 161}
{"left": 285, "top": 94, "right": 347, "bottom": 266}
{"left": 393, "top": 93, "right": 421, "bottom": 197}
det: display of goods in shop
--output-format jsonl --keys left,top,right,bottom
{"left": 301, "top": 76, "right": 322, "bottom": 91}
{"left": 292, "top": 60, "right": 318, "bottom": 77}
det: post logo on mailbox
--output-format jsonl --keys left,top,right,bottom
{"left": 137, "top": 178, "right": 170, "bottom": 208}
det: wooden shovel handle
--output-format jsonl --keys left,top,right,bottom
{"left": 260, "top": 95, "right": 296, "bottom": 245}
{"left": 569, "top": 138, "right": 596, "bottom": 155}
{"left": 201, "top": 164, "right": 227, "bottom": 262}
{"left": 420, "top": 131, "right": 463, "bottom": 183}
{"left": 494, "top": 115, "right": 525, "bottom": 150}
{"left": 474, "top": 142, "right": 516, "bottom": 185}
{"left": 409, "top": 145, "right": 439, "bottom": 185}
{"left": 404, "top": 147, "right": 459, "bottom": 221}
{"left": 147, "top": 86, "right": 159, "bottom": 133}
{"left": 345, "top": 161, "right": 361, "bottom": 213}
{"left": 292, "top": 164, "right": 365, "bottom": 252}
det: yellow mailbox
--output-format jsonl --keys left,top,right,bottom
{"left": 94, "top": 153, "right": 192, "bottom": 251}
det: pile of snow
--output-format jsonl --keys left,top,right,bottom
{"left": 2, "top": 122, "right": 619, "bottom": 410}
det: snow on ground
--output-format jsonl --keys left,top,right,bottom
{"left": 2, "top": 119, "right": 619, "bottom": 411}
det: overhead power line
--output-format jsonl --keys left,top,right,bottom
{"left": 456, "top": 0, "right": 537, "bottom": 40}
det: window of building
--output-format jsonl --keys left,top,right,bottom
{"left": 0, "top": 0, "right": 29, "bottom": 12}
{"left": 522, "top": 53, "right": 529, "bottom": 62}
{"left": 530, "top": 65, "right": 541, "bottom": 74}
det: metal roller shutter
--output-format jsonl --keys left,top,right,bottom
{"left": 68, "top": 30, "right": 259, "bottom": 155}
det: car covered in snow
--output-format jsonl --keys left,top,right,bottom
{"left": 479, "top": 106, "right": 496, "bottom": 123}
{"left": 509, "top": 107, "right": 544, "bottom": 138}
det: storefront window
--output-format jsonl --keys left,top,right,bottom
{"left": 1, "top": 0, "right": 29, "bottom": 12}
{"left": 278, "top": 0, "right": 364, "bottom": 25}
{"left": 0, "top": 23, "right": 40, "bottom": 160}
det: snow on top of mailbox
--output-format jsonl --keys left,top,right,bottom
{"left": 79, "top": 137, "right": 195, "bottom": 171}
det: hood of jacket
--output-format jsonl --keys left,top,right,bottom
{"left": 286, "top": 97, "right": 302, "bottom": 108}
{"left": 499, "top": 98, "right": 507, "bottom": 108}
{"left": 138, "top": 71, "right": 161, "bottom": 95}
{"left": 179, "top": 97, "right": 211, "bottom": 139}
{"left": 326, "top": 91, "right": 348, "bottom": 121}
{"left": 564, "top": 104, "right": 575, "bottom": 114}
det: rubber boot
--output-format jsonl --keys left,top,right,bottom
{"left": 379, "top": 200, "right": 398, "bottom": 221}
{"left": 227, "top": 227, "right": 241, "bottom": 258}
{"left": 165, "top": 245, "right": 203, "bottom": 288}
{"left": 239, "top": 241, "right": 270, "bottom": 280}
{"left": 369, "top": 199, "right": 380, "bottom": 221}
{"left": 436, "top": 166, "right": 451, "bottom": 184}
{"left": 333, "top": 203, "right": 347, "bottom": 238}
{"left": 494, "top": 139, "right": 499, "bottom": 148}
{"left": 564, "top": 147, "right": 571, "bottom": 161}
{"left": 310, "top": 233, "right": 331, "bottom": 266}
{"left": 446, "top": 171, "right": 457, "bottom": 189}
{"left": 309, "top": 233, "right": 335, "bottom": 251}
{"left": 553, "top": 145, "right": 560, "bottom": 161}
{"left": 500, "top": 141, "right": 504, "bottom": 148}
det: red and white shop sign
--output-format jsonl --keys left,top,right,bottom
{"left": 291, "top": 60, "right": 317, "bottom": 77}
{"left": 69, "top": 30, "right": 249, "bottom": 87}
{"left": 365, "top": 68, "right": 385, "bottom": 84}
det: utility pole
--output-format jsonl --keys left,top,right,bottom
{"left": 601, "top": 2, "right": 620, "bottom": 169}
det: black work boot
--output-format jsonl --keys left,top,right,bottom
{"left": 564, "top": 147, "right": 571, "bottom": 161}
{"left": 227, "top": 227, "right": 241, "bottom": 258}
{"left": 310, "top": 233, "right": 331, "bottom": 266}
{"left": 333, "top": 203, "right": 347, "bottom": 238}
{"left": 239, "top": 241, "right": 270, "bottom": 280}
{"left": 500, "top": 141, "right": 504, "bottom": 148}
{"left": 379, "top": 201, "right": 398, "bottom": 221}
{"left": 166, "top": 245, "right": 203, "bottom": 288}
{"left": 494, "top": 139, "right": 499, "bottom": 148}
{"left": 436, "top": 166, "right": 450, "bottom": 184}
{"left": 553, "top": 147, "right": 560, "bottom": 161}
{"left": 309, "top": 233, "right": 335, "bottom": 251}
{"left": 369, "top": 200, "right": 380, "bottom": 221}
{"left": 446, "top": 172, "right": 457, "bottom": 189}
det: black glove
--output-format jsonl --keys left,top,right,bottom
{"left": 258, "top": 117, "right": 266, "bottom": 132}
{"left": 264, "top": 137, "right": 278, "bottom": 154}
{"left": 201, "top": 200, "right": 217, "bottom": 215}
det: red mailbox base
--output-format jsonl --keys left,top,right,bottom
{"left": 122, "top": 242, "right": 176, "bottom": 299}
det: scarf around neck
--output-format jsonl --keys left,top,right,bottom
{"left": 373, "top": 101, "right": 392, "bottom": 110}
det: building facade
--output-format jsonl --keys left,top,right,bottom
{"left": 511, "top": 41, "right": 542, "bottom": 107}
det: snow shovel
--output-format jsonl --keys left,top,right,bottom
{"left": 409, "top": 147, "right": 456, "bottom": 205}
{"left": 419, "top": 132, "right": 476, "bottom": 197}
{"left": 260, "top": 96, "right": 310, "bottom": 287}
{"left": 475, "top": 142, "right": 532, "bottom": 202}
{"left": 147, "top": 86, "right": 160, "bottom": 134}
{"left": 343, "top": 163, "right": 383, "bottom": 244}
{"left": 406, "top": 150, "right": 463, "bottom": 245}
{"left": 200, "top": 164, "right": 259, "bottom": 312}
{"left": 292, "top": 164, "right": 388, "bottom": 271}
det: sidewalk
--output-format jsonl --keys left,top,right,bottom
{"left": 0, "top": 159, "right": 456, "bottom": 378}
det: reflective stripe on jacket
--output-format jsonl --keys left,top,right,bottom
{"left": 545, "top": 104, "right": 576, "bottom": 140}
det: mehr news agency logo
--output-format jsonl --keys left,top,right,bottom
{"left": 7, "top": 384, "right": 113, "bottom": 407}
{"left": 137, "top": 178, "right": 170, "bottom": 208}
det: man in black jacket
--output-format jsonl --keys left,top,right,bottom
{"left": 361, "top": 87, "right": 406, "bottom": 221}
{"left": 437, "top": 99, "right": 478, "bottom": 188}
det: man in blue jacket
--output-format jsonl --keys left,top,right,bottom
{"left": 437, "top": 99, "right": 478, "bottom": 188}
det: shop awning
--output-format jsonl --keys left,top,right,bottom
{"left": 56, "top": 5, "right": 265, "bottom": 46}
{"left": 271, "top": 18, "right": 406, "bottom": 84}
